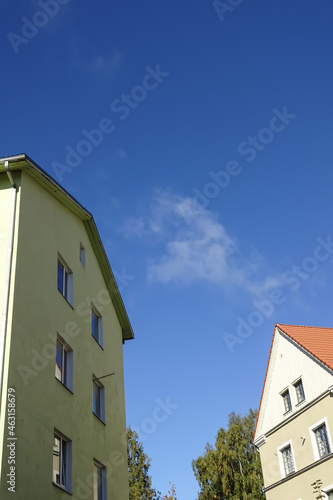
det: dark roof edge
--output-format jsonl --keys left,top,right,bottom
{"left": 0, "top": 153, "right": 91, "bottom": 218}
{"left": 0, "top": 153, "right": 134, "bottom": 341}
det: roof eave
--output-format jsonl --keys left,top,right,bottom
{"left": 0, "top": 153, "right": 134, "bottom": 342}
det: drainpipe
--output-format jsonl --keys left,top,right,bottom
{"left": 0, "top": 161, "right": 17, "bottom": 397}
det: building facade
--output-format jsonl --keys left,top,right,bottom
{"left": 0, "top": 154, "right": 134, "bottom": 499}
{"left": 254, "top": 324, "right": 333, "bottom": 500}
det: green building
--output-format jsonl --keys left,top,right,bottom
{"left": 0, "top": 154, "right": 134, "bottom": 499}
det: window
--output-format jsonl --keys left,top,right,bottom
{"left": 55, "top": 336, "right": 73, "bottom": 391}
{"left": 53, "top": 432, "right": 72, "bottom": 492}
{"left": 57, "top": 257, "right": 73, "bottom": 306}
{"left": 310, "top": 418, "right": 332, "bottom": 461}
{"left": 315, "top": 424, "right": 331, "bottom": 458}
{"left": 80, "top": 243, "right": 85, "bottom": 267}
{"left": 93, "top": 377, "right": 105, "bottom": 422}
{"left": 282, "top": 389, "right": 292, "bottom": 413}
{"left": 281, "top": 445, "right": 295, "bottom": 476}
{"left": 93, "top": 461, "right": 107, "bottom": 500}
{"left": 278, "top": 441, "right": 296, "bottom": 478}
{"left": 91, "top": 306, "right": 103, "bottom": 346}
{"left": 294, "top": 379, "right": 305, "bottom": 403}
{"left": 322, "top": 485, "right": 333, "bottom": 500}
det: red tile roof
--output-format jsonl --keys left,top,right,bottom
{"left": 254, "top": 323, "right": 333, "bottom": 439}
{"left": 276, "top": 323, "right": 333, "bottom": 371}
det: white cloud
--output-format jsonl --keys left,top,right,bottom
{"left": 117, "top": 148, "right": 127, "bottom": 159}
{"left": 126, "top": 191, "right": 283, "bottom": 296}
{"left": 124, "top": 216, "right": 147, "bottom": 239}
{"left": 74, "top": 49, "right": 122, "bottom": 76}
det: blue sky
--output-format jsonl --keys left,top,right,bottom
{"left": 2, "top": 0, "right": 333, "bottom": 498}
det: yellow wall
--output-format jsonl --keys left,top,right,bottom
{"left": 260, "top": 394, "right": 333, "bottom": 499}
{"left": 1, "top": 171, "right": 129, "bottom": 499}
{"left": 265, "top": 457, "right": 333, "bottom": 500}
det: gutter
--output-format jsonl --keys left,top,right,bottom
{"left": 0, "top": 161, "right": 18, "bottom": 397}
{"left": 0, "top": 153, "right": 92, "bottom": 219}
{"left": 0, "top": 154, "right": 26, "bottom": 165}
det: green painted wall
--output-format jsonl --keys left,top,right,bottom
{"left": 1, "top": 170, "right": 129, "bottom": 499}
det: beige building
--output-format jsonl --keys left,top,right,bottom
{"left": 254, "top": 324, "right": 333, "bottom": 500}
{"left": 0, "top": 154, "right": 134, "bottom": 499}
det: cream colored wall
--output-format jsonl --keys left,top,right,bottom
{"left": 259, "top": 394, "right": 333, "bottom": 490}
{"left": 1, "top": 171, "right": 129, "bottom": 499}
{"left": 256, "top": 328, "right": 333, "bottom": 439}
{"left": 265, "top": 457, "right": 333, "bottom": 500}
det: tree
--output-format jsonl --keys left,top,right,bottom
{"left": 127, "top": 427, "right": 159, "bottom": 500}
{"left": 311, "top": 479, "right": 324, "bottom": 499}
{"left": 192, "top": 409, "right": 264, "bottom": 500}
{"left": 161, "top": 483, "right": 177, "bottom": 499}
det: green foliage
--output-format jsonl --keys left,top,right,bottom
{"left": 192, "top": 409, "right": 264, "bottom": 500}
{"left": 311, "top": 479, "right": 324, "bottom": 499}
{"left": 127, "top": 427, "right": 159, "bottom": 500}
{"left": 161, "top": 483, "right": 177, "bottom": 499}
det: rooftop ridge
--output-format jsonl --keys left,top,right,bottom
{"left": 276, "top": 323, "right": 333, "bottom": 330}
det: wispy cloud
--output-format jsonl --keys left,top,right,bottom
{"left": 117, "top": 148, "right": 127, "bottom": 159}
{"left": 125, "top": 190, "right": 283, "bottom": 296}
{"left": 74, "top": 48, "right": 122, "bottom": 76}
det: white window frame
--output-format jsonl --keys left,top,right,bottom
{"left": 92, "top": 376, "right": 105, "bottom": 423}
{"left": 277, "top": 440, "right": 296, "bottom": 478}
{"left": 80, "top": 243, "right": 85, "bottom": 267}
{"left": 309, "top": 417, "right": 332, "bottom": 461}
{"left": 293, "top": 378, "right": 305, "bottom": 405}
{"left": 322, "top": 484, "right": 333, "bottom": 500}
{"left": 53, "top": 431, "right": 72, "bottom": 493}
{"left": 55, "top": 335, "right": 73, "bottom": 392}
{"left": 93, "top": 460, "right": 107, "bottom": 500}
{"left": 280, "top": 388, "right": 292, "bottom": 414}
{"left": 91, "top": 305, "right": 103, "bottom": 347}
{"left": 57, "top": 255, "right": 73, "bottom": 306}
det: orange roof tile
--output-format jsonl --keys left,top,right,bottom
{"left": 276, "top": 323, "right": 333, "bottom": 371}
